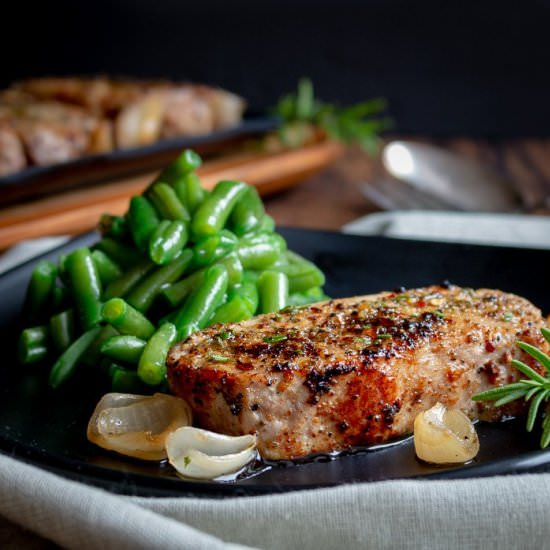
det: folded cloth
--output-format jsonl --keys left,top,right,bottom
{"left": 343, "top": 210, "right": 550, "bottom": 249}
{"left": 2, "top": 451, "right": 550, "bottom": 550}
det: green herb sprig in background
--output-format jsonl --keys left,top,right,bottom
{"left": 473, "top": 327, "right": 550, "bottom": 448}
{"left": 272, "top": 78, "right": 391, "bottom": 153}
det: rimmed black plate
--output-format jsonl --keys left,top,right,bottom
{"left": 0, "top": 115, "right": 277, "bottom": 205}
{"left": 1, "top": 228, "right": 550, "bottom": 497}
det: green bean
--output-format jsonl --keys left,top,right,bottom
{"left": 230, "top": 186, "right": 265, "bottom": 236}
{"left": 288, "top": 287, "right": 330, "bottom": 306}
{"left": 48, "top": 326, "right": 102, "bottom": 388}
{"left": 65, "top": 248, "right": 102, "bottom": 330}
{"left": 160, "top": 269, "right": 206, "bottom": 309}
{"left": 257, "top": 270, "right": 289, "bottom": 313}
{"left": 137, "top": 322, "right": 177, "bottom": 386}
{"left": 49, "top": 309, "right": 75, "bottom": 353}
{"left": 274, "top": 259, "right": 325, "bottom": 293}
{"left": 228, "top": 273, "right": 259, "bottom": 314}
{"left": 101, "top": 335, "right": 146, "bottom": 364}
{"left": 126, "top": 249, "right": 193, "bottom": 313}
{"left": 148, "top": 182, "right": 190, "bottom": 222}
{"left": 99, "top": 214, "right": 128, "bottom": 239}
{"left": 219, "top": 253, "right": 243, "bottom": 286}
{"left": 157, "top": 149, "right": 202, "bottom": 184}
{"left": 160, "top": 253, "right": 241, "bottom": 308}
{"left": 103, "top": 259, "right": 154, "bottom": 300}
{"left": 173, "top": 264, "right": 229, "bottom": 340}
{"left": 148, "top": 220, "right": 188, "bottom": 265}
{"left": 174, "top": 149, "right": 202, "bottom": 173}
{"left": 109, "top": 364, "right": 147, "bottom": 393}
{"left": 285, "top": 250, "right": 307, "bottom": 264}
{"left": 101, "top": 298, "right": 156, "bottom": 340}
{"left": 23, "top": 260, "right": 57, "bottom": 321}
{"left": 237, "top": 232, "right": 286, "bottom": 270}
{"left": 80, "top": 324, "right": 119, "bottom": 367}
{"left": 256, "top": 214, "right": 275, "bottom": 234}
{"left": 18, "top": 325, "right": 49, "bottom": 364}
{"left": 192, "top": 229, "right": 238, "bottom": 268}
{"left": 95, "top": 238, "right": 142, "bottom": 268}
{"left": 191, "top": 180, "right": 248, "bottom": 239}
{"left": 209, "top": 296, "right": 253, "bottom": 325}
{"left": 128, "top": 196, "right": 160, "bottom": 251}
{"left": 52, "top": 285, "right": 70, "bottom": 311}
{"left": 91, "top": 250, "right": 123, "bottom": 287}
{"left": 174, "top": 173, "right": 205, "bottom": 213}
{"left": 57, "top": 254, "right": 70, "bottom": 286}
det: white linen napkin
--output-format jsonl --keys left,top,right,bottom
{"left": 2, "top": 211, "right": 550, "bottom": 550}
{"left": 2, "top": 452, "right": 550, "bottom": 550}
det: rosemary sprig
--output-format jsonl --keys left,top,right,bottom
{"left": 472, "top": 327, "right": 550, "bottom": 448}
{"left": 271, "top": 78, "right": 391, "bottom": 153}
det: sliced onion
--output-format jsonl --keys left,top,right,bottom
{"left": 87, "top": 393, "right": 192, "bottom": 461}
{"left": 414, "top": 402, "right": 479, "bottom": 465}
{"left": 165, "top": 427, "right": 257, "bottom": 479}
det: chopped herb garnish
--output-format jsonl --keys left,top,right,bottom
{"left": 363, "top": 324, "right": 372, "bottom": 330}
{"left": 434, "top": 310, "right": 445, "bottom": 319}
{"left": 218, "top": 330, "right": 233, "bottom": 340}
{"left": 394, "top": 294, "right": 409, "bottom": 302}
{"left": 503, "top": 312, "right": 514, "bottom": 322}
{"left": 208, "top": 353, "right": 230, "bottom": 363}
{"left": 183, "top": 456, "right": 191, "bottom": 467}
{"left": 355, "top": 336, "right": 373, "bottom": 346}
{"left": 375, "top": 334, "right": 392, "bottom": 342}
{"left": 263, "top": 335, "right": 288, "bottom": 344}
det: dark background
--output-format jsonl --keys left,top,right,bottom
{"left": 2, "top": 0, "right": 550, "bottom": 137}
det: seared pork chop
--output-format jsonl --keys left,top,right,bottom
{"left": 167, "top": 285, "right": 548, "bottom": 460}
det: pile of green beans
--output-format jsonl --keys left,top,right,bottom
{"left": 17, "top": 149, "right": 329, "bottom": 392}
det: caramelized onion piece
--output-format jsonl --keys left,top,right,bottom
{"left": 165, "top": 427, "right": 257, "bottom": 479}
{"left": 87, "top": 393, "right": 192, "bottom": 460}
{"left": 414, "top": 402, "right": 480, "bottom": 464}
{"left": 115, "top": 94, "right": 164, "bottom": 148}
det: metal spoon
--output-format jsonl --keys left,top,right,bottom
{"left": 382, "top": 141, "right": 522, "bottom": 212}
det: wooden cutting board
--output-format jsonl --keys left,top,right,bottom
{"left": 0, "top": 140, "right": 343, "bottom": 250}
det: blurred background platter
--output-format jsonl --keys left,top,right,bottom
{"left": 0, "top": 115, "right": 278, "bottom": 204}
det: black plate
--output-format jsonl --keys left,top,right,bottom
{"left": 1, "top": 228, "right": 550, "bottom": 497}
{"left": 0, "top": 115, "right": 277, "bottom": 205}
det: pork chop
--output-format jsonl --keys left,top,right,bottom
{"left": 167, "top": 285, "right": 549, "bottom": 460}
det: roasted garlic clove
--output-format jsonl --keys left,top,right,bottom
{"left": 414, "top": 402, "right": 479, "bottom": 464}
{"left": 87, "top": 392, "right": 192, "bottom": 461}
{"left": 165, "top": 427, "right": 257, "bottom": 480}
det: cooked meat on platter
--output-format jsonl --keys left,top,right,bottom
{"left": 0, "top": 99, "right": 113, "bottom": 166}
{"left": 0, "top": 77, "right": 245, "bottom": 175}
{"left": 0, "top": 121, "right": 26, "bottom": 176}
{"left": 167, "top": 285, "right": 549, "bottom": 460}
